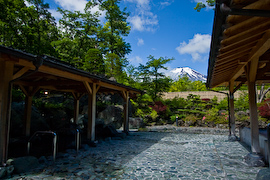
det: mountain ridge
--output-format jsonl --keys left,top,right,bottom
{"left": 167, "top": 67, "right": 207, "bottom": 82}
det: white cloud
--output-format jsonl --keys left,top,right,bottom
{"left": 128, "top": 14, "right": 158, "bottom": 32}
{"left": 51, "top": 0, "right": 105, "bottom": 23}
{"left": 193, "top": 0, "right": 207, "bottom": 3}
{"left": 124, "top": 0, "right": 150, "bottom": 6}
{"left": 160, "top": 0, "right": 174, "bottom": 8}
{"left": 137, "top": 38, "right": 144, "bottom": 46}
{"left": 176, "top": 34, "right": 211, "bottom": 62}
{"left": 129, "top": 16, "right": 144, "bottom": 31}
{"left": 49, "top": 9, "right": 62, "bottom": 20}
{"left": 125, "top": 0, "right": 158, "bottom": 32}
{"left": 24, "top": 1, "right": 31, "bottom": 7}
{"left": 54, "top": 0, "right": 87, "bottom": 12}
{"left": 130, "top": 56, "right": 143, "bottom": 63}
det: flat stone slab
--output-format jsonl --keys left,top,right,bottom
{"left": 7, "top": 130, "right": 264, "bottom": 179}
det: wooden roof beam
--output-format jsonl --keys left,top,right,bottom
{"left": 248, "top": 31, "right": 270, "bottom": 64}
{"left": 221, "top": 3, "right": 270, "bottom": 18}
{"left": 216, "top": 49, "right": 251, "bottom": 64}
{"left": 13, "top": 67, "right": 30, "bottom": 80}
{"left": 99, "top": 81, "right": 127, "bottom": 92}
{"left": 221, "top": 21, "right": 270, "bottom": 46}
{"left": 224, "top": 31, "right": 270, "bottom": 82}
{"left": 219, "top": 34, "right": 261, "bottom": 53}
{"left": 227, "top": 0, "right": 270, "bottom": 23}
{"left": 217, "top": 41, "right": 256, "bottom": 59}
{"left": 83, "top": 81, "right": 92, "bottom": 94}
{"left": 224, "top": 17, "right": 270, "bottom": 37}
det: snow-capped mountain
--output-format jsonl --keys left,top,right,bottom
{"left": 167, "top": 67, "right": 207, "bottom": 82}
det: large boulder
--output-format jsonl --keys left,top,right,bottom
{"left": 10, "top": 102, "right": 49, "bottom": 137}
{"left": 256, "top": 169, "right": 270, "bottom": 180}
{"left": 7, "top": 156, "right": 39, "bottom": 174}
{"left": 129, "top": 117, "right": 143, "bottom": 129}
{"left": 0, "top": 165, "right": 14, "bottom": 179}
{"left": 97, "top": 105, "right": 124, "bottom": 129}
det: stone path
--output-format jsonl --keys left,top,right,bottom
{"left": 7, "top": 130, "right": 265, "bottom": 180}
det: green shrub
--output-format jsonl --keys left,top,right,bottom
{"left": 235, "top": 91, "right": 249, "bottom": 111}
{"left": 184, "top": 114, "right": 198, "bottom": 125}
{"left": 235, "top": 113, "right": 249, "bottom": 122}
{"left": 217, "top": 98, "right": 228, "bottom": 110}
{"left": 203, "top": 108, "right": 228, "bottom": 125}
{"left": 150, "top": 110, "right": 158, "bottom": 121}
{"left": 12, "top": 88, "right": 25, "bottom": 102}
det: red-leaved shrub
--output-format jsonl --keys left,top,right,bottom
{"left": 258, "top": 98, "right": 270, "bottom": 118}
{"left": 150, "top": 101, "right": 167, "bottom": 113}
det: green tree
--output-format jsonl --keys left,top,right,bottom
{"left": 96, "top": 0, "right": 131, "bottom": 82}
{"left": 53, "top": 3, "right": 100, "bottom": 67}
{"left": 169, "top": 76, "right": 192, "bottom": 92}
{"left": 84, "top": 48, "right": 105, "bottom": 75}
{"left": 122, "top": 64, "right": 143, "bottom": 89}
{"left": 104, "top": 52, "right": 129, "bottom": 82}
{"left": 192, "top": 80, "right": 207, "bottom": 91}
{"left": 169, "top": 75, "right": 207, "bottom": 92}
{"left": 0, "top": 0, "right": 59, "bottom": 56}
{"left": 139, "top": 55, "right": 174, "bottom": 101}
{"left": 98, "top": 0, "right": 131, "bottom": 57}
{"left": 27, "top": 0, "right": 59, "bottom": 55}
{"left": 194, "top": 0, "right": 215, "bottom": 12}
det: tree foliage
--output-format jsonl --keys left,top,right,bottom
{"left": 52, "top": 4, "right": 100, "bottom": 67}
{"left": 194, "top": 0, "right": 215, "bottom": 12}
{"left": 138, "top": 55, "right": 174, "bottom": 101}
{"left": 0, "top": 0, "right": 59, "bottom": 55}
{"left": 99, "top": 0, "right": 131, "bottom": 57}
{"left": 170, "top": 76, "right": 207, "bottom": 92}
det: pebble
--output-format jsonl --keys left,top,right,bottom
{"left": 5, "top": 127, "right": 265, "bottom": 180}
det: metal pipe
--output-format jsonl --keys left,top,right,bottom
{"left": 209, "top": 89, "right": 231, "bottom": 135}
{"left": 27, "top": 131, "right": 57, "bottom": 162}
{"left": 53, "top": 133, "right": 57, "bottom": 163}
{"left": 76, "top": 129, "right": 80, "bottom": 153}
{"left": 27, "top": 142, "right": 30, "bottom": 155}
{"left": 267, "top": 123, "right": 270, "bottom": 167}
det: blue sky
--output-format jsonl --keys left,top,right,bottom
{"left": 42, "top": 0, "right": 214, "bottom": 76}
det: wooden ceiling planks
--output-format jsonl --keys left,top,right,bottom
{"left": 207, "top": 0, "right": 270, "bottom": 88}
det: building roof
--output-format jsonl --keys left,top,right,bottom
{"left": 0, "top": 45, "right": 143, "bottom": 96}
{"left": 207, "top": 0, "right": 270, "bottom": 88}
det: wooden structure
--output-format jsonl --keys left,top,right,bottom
{"left": 207, "top": 0, "right": 270, "bottom": 157}
{"left": 0, "top": 45, "right": 142, "bottom": 165}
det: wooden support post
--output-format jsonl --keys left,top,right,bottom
{"left": 74, "top": 99, "right": 79, "bottom": 124}
{"left": 0, "top": 61, "right": 14, "bottom": 165}
{"left": 72, "top": 93, "right": 83, "bottom": 125}
{"left": 20, "top": 86, "right": 39, "bottom": 137}
{"left": 24, "top": 95, "right": 33, "bottom": 137}
{"left": 229, "top": 82, "right": 236, "bottom": 137}
{"left": 242, "top": 58, "right": 265, "bottom": 167}
{"left": 248, "top": 80, "right": 261, "bottom": 153}
{"left": 87, "top": 83, "right": 97, "bottom": 141}
{"left": 245, "top": 61, "right": 261, "bottom": 154}
{"left": 123, "top": 91, "right": 129, "bottom": 133}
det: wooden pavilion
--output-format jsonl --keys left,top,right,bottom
{"left": 0, "top": 45, "right": 142, "bottom": 165}
{"left": 207, "top": 0, "right": 270, "bottom": 162}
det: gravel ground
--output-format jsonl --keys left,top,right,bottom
{"left": 7, "top": 126, "right": 265, "bottom": 180}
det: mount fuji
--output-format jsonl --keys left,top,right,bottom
{"left": 167, "top": 67, "right": 207, "bottom": 82}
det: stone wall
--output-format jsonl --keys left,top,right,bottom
{"left": 239, "top": 127, "right": 269, "bottom": 163}
{"left": 162, "top": 90, "right": 247, "bottom": 101}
